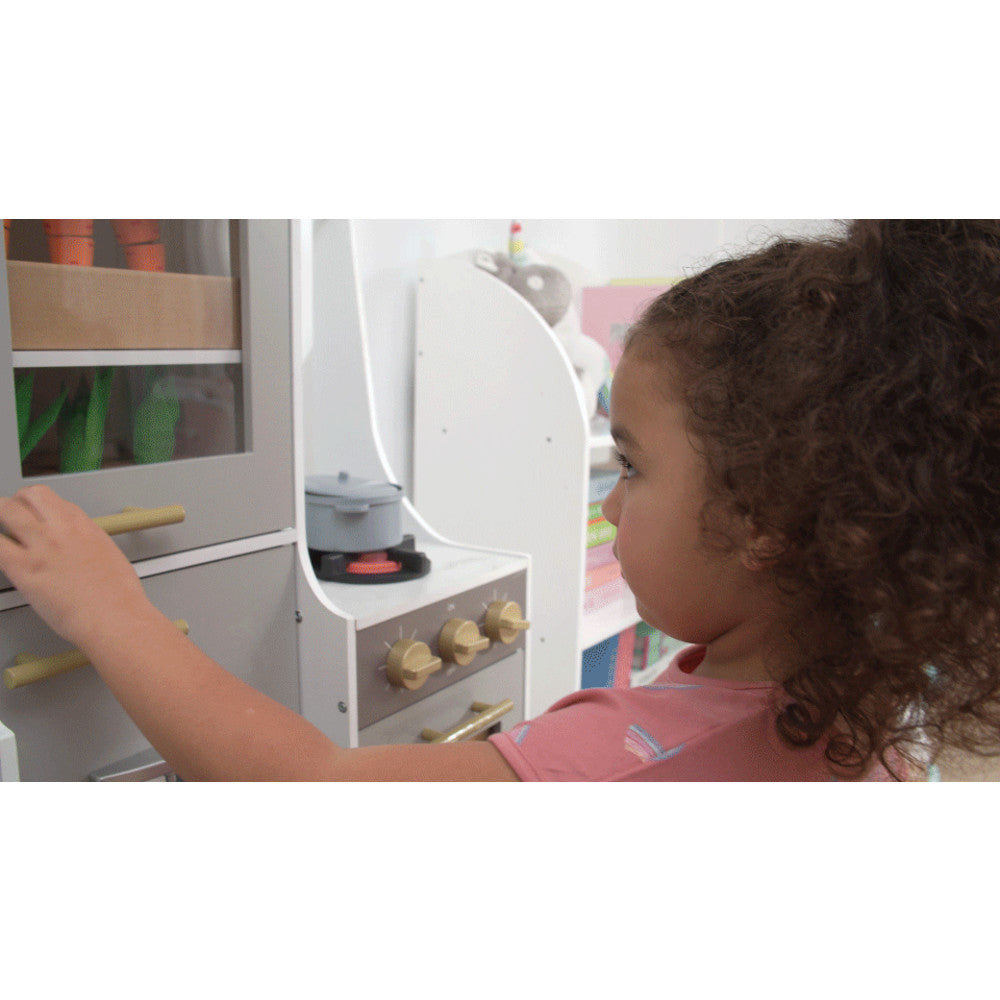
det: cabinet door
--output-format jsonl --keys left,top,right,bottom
{"left": 0, "top": 220, "right": 294, "bottom": 570}
{"left": 0, "top": 544, "right": 299, "bottom": 781}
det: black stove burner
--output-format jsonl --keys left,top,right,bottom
{"left": 309, "top": 534, "right": 432, "bottom": 584}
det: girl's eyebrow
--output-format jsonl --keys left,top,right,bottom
{"left": 611, "top": 424, "right": 639, "bottom": 451}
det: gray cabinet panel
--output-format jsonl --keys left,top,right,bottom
{"left": 0, "top": 544, "right": 299, "bottom": 780}
{"left": 0, "top": 258, "right": 19, "bottom": 490}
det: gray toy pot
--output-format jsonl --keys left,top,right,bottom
{"left": 305, "top": 472, "right": 404, "bottom": 553}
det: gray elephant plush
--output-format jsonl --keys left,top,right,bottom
{"left": 473, "top": 225, "right": 611, "bottom": 419}
{"left": 474, "top": 249, "right": 573, "bottom": 327}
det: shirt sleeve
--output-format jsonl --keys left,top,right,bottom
{"left": 489, "top": 686, "right": 693, "bottom": 781}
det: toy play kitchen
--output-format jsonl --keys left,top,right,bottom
{"left": 0, "top": 219, "right": 529, "bottom": 779}
{"left": 294, "top": 220, "right": 529, "bottom": 751}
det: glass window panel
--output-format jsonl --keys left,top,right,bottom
{"left": 15, "top": 363, "right": 244, "bottom": 477}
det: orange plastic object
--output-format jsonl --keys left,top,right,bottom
{"left": 43, "top": 219, "right": 93, "bottom": 237}
{"left": 124, "top": 242, "right": 166, "bottom": 271}
{"left": 346, "top": 558, "right": 403, "bottom": 575}
{"left": 112, "top": 219, "right": 160, "bottom": 245}
{"left": 47, "top": 235, "right": 94, "bottom": 266}
{"left": 346, "top": 552, "right": 403, "bottom": 575}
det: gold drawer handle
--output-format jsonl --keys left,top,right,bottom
{"left": 4, "top": 619, "right": 189, "bottom": 690}
{"left": 420, "top": 699, "right": 514, "bottom": 744}
{"left": 93, "top": 504, "right": 186, "bottom": 536}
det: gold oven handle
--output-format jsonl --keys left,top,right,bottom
{"left": 420, "top": 699, "right": 515, "bottom": 744}
{"left": 4, "top": 620, "right": 190, "bottom": 690}
{"left": 93, "top": 504, "right": 186, "bottom": 536}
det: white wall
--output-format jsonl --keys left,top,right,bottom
{"left": 347, "top": 219, "right": 839, "bottom": 494}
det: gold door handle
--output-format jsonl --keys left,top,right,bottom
{"left": 4, "top": 619, "right": 190, "bottom": 690}
{"left": 420, "top": 699, "right": 515, "bottom": 744}
{"left": 93, "top": 505, "right": 186, "bottom": 536}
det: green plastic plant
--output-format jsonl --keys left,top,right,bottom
{"left": 59, "top": 367, "right": 116, "bottom": 473}
{"left": 14, "top": 369, "right": 67, "bottom": 464}
{"left": 133, "top": 367, "right": 180, "bottom": 464}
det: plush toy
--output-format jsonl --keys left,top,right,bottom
{"left": 474, "top": 222, "right": 612, "bottom": 419}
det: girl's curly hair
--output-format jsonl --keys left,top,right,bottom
{"left": 626, "top": 220, "right": 1000, "bottom": 777}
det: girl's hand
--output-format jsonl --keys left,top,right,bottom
{"left": 0, "top": 485, "right": 151, "bottom": 649}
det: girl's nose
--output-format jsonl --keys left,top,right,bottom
{"left": 601, "top": 478, "right": 622, "bottom": 527}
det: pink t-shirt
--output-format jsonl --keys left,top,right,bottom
{"left": 489, "top": 645, "right": 897, "bottom": 781}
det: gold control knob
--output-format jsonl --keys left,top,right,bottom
{"left": 484, "top": 600, "right": 530, "bottom": 645}
{"left": 385, "top": 639, "right": 443, "bottom": 691}
{"left": 438, "top": 618, "right": 491, "bottom": 667}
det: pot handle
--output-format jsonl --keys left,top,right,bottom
{"left": 329, "top": 498, "right": 372, "bottom": 514}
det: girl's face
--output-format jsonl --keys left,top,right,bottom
{"left": 601, "top": 350, "right": 761, "bottom": 647}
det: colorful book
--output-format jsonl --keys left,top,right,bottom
{"left": 586, "top": 540, "right": 617, "bottom": 573}
{"left": 613, "top": 626, "right": 636, "bottom": 688}
{"left": 581, "top": 634, "right": 619, "bottom": 689}
{"left": 585, "top": 560, "right": 621, "bottom": 592}
{"left": 588, "top": 500, "right": 608, "bottom": 521}
{"left": 587, "top": 515, "right": 616, "bottom": 549}
{"left": 632, "top": 621, "right": 663, "bottom": 673}
{"left": 581, "top": 285, "right": 673, "bottom": 369}
{"left": 583, "top": 575, "right": 628, "bottom": 614}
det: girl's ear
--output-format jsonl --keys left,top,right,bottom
{"left": 740, "top": 521, "right": 787, "bottom": 571}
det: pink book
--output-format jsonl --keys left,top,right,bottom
{"left": 583, "top": 575, "right": 628, "bottom": 614}
{"left": 585, "top": 561, "right": 621, "bottom": 592}
{"left": 581, "top": 285, "right": 672, "bottom": 368}
{"left": 586, "top": 541, "right": 617, "bottom": 573}
{"left": 613, "top": 626, "right": 637, "bottom": 688}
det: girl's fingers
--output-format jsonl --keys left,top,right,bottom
{"left": 0, "top": 486, "right": 77, "bottom": 551}
{"left": 0, "top": 493, "right": 38, "bottom": 543}
{"left": 0, "top": 497, "right": 37, "bottom": 579}
{"left": 0, "top": 531, "right": 21, "bottom": 562}
{"left": 9, "top": 484, "right": 61, "bottom": 521}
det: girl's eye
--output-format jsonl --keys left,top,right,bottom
{"left": 614, "top": 450, "right": 636, "bottom": 479}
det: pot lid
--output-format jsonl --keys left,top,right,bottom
{"left": 305, "top": 471, "right": 402, "bottom": 504}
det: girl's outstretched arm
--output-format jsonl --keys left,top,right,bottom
{"left": 0, "top": 486, "right": 518, "bottom": 781}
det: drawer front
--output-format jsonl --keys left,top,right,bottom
{"left": 358, "top": 650, "right": 524, "bottom": 747}
{"left": 0, "top": 544, "right": 299, "bottom": 781}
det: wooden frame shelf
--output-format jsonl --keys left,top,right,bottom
{"left": 6, "top": 260, "right": 240, "bottom": 353}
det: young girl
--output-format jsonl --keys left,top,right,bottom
{"left": 2, "top": 219, "right": 998, "bottom": 780}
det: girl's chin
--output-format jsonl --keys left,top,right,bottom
{"left": 633, "top": 597, "right": 661, "bottom": 631}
